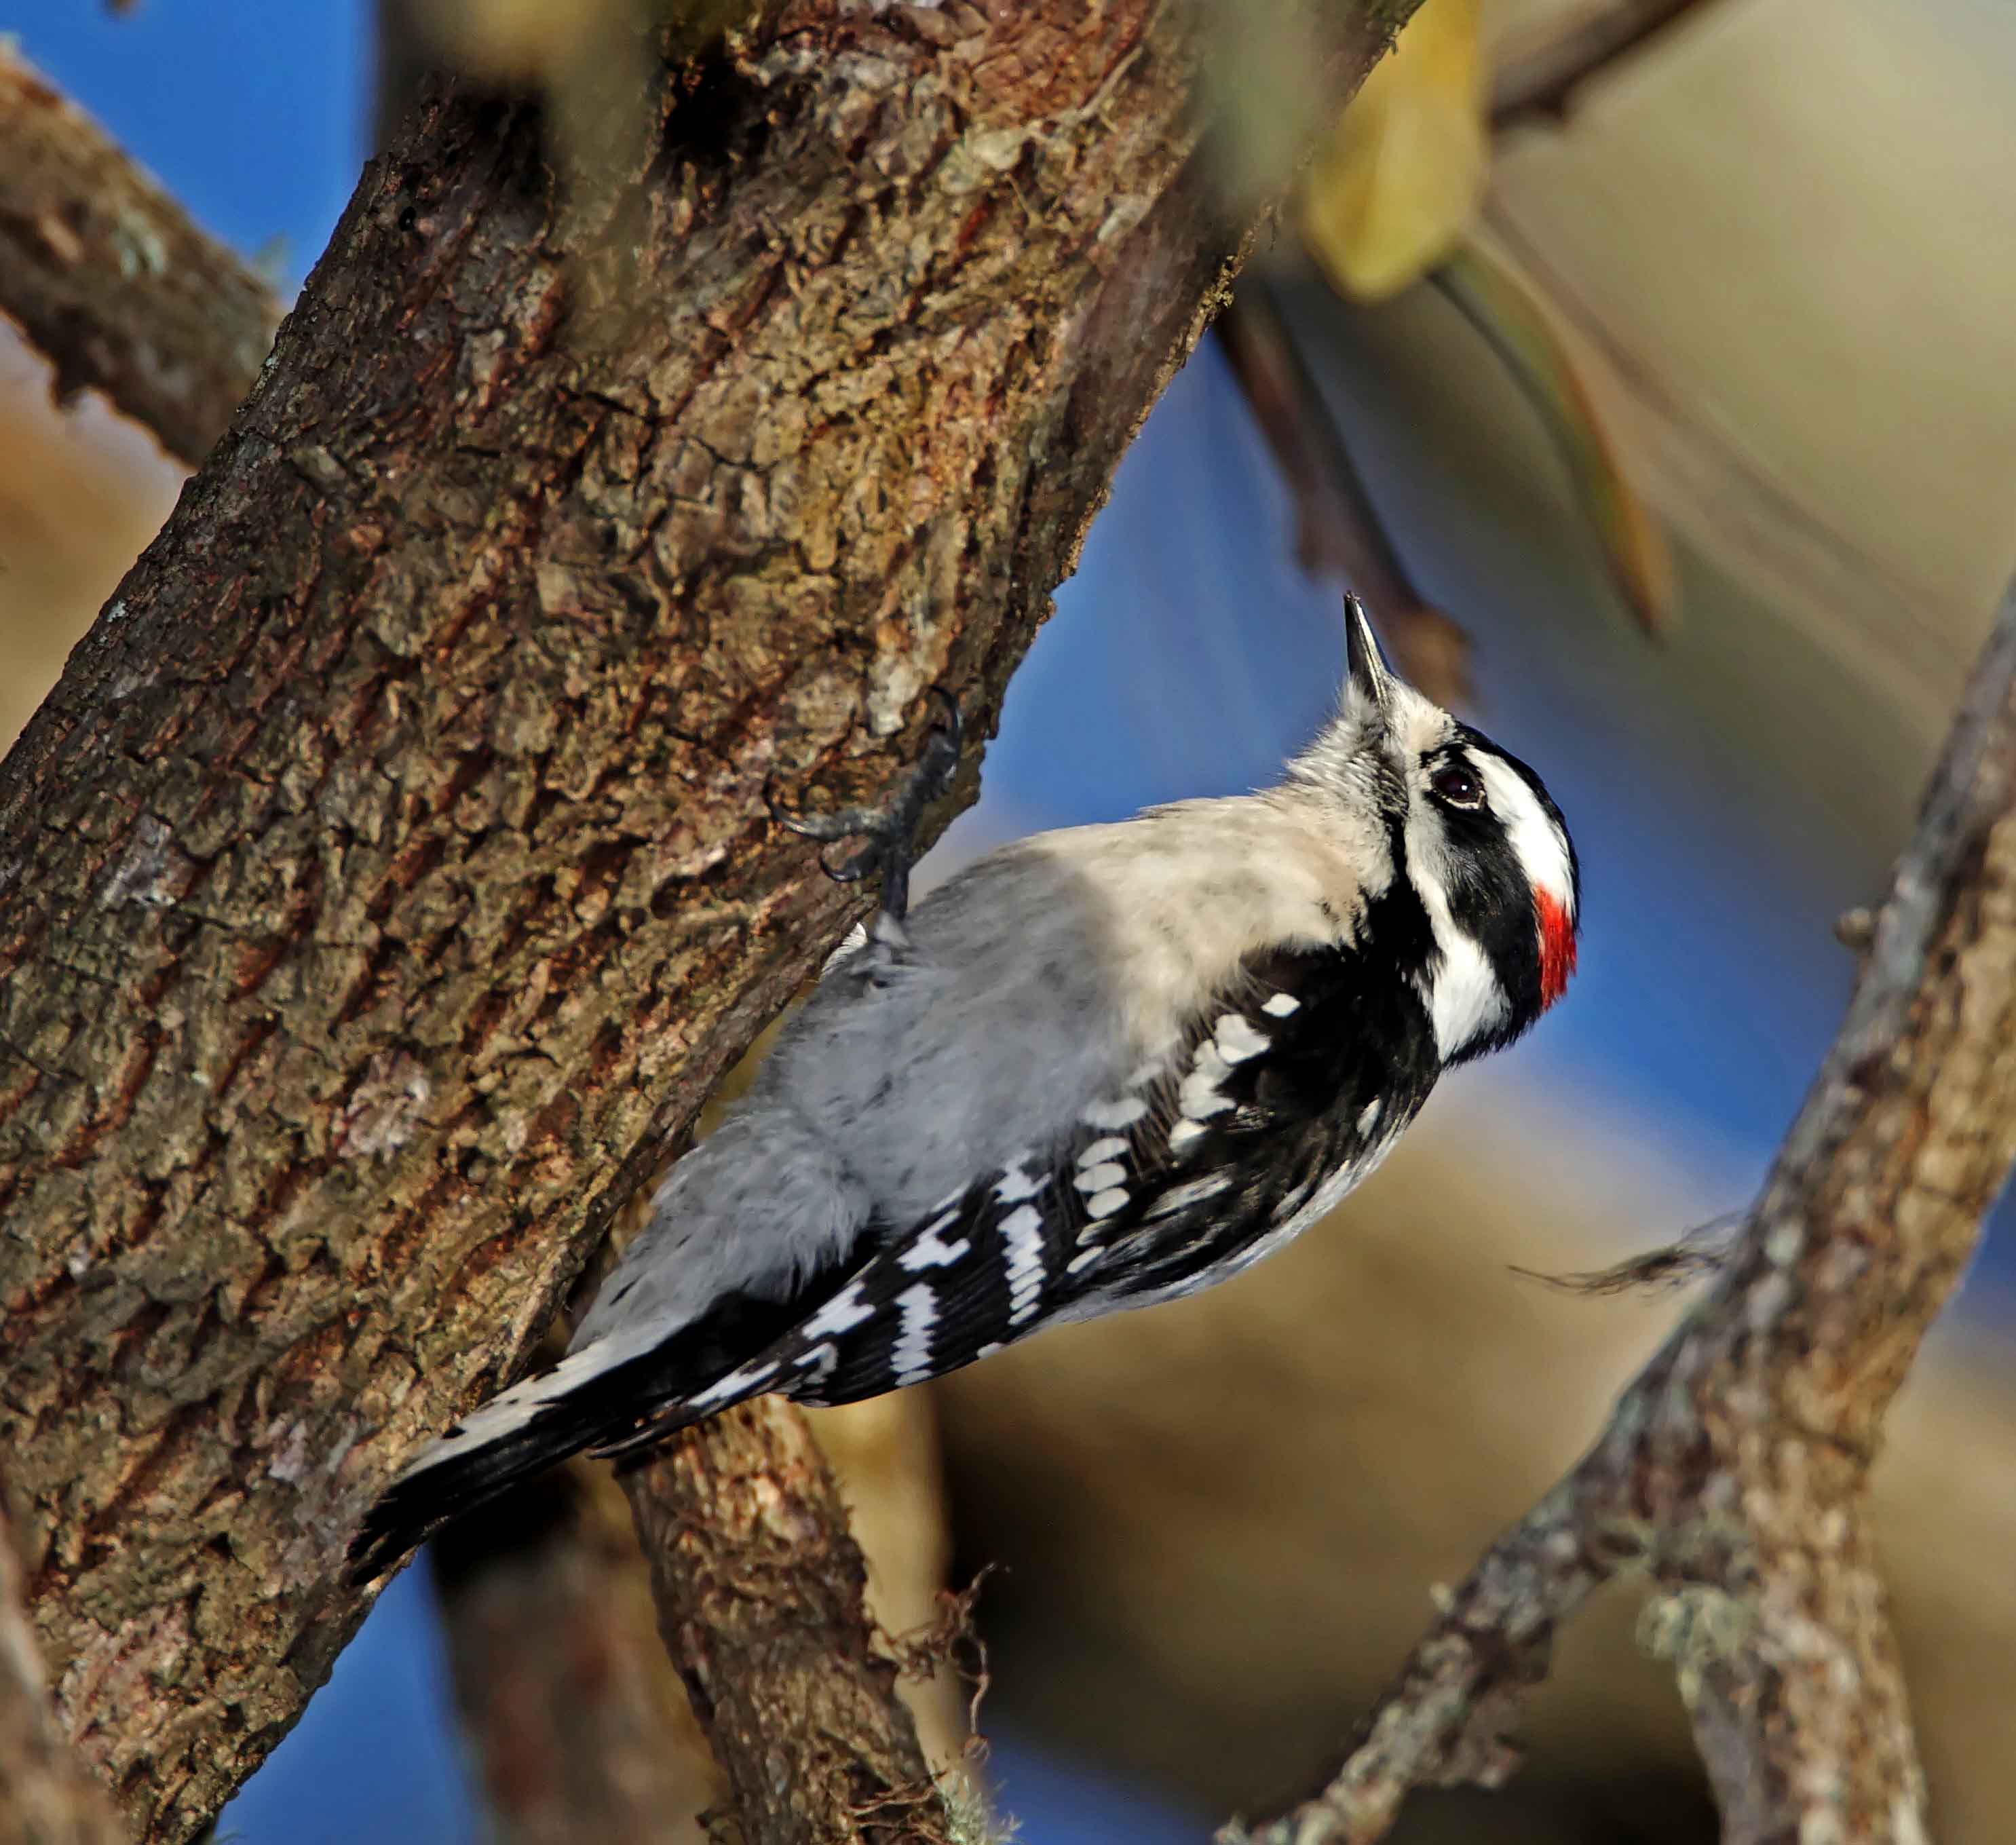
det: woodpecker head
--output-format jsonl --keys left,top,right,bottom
{"left": 1292, "top": 597, "right": 1580, "bottom": 1065}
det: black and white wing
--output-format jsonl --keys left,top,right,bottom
{"left": 600, "top": 930, "right": 1444, "bottom": 1432}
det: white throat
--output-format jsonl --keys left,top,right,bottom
{"left": 1406, "top": 860, "right": 1507, "bottom": 1060}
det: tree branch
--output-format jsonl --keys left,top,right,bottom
{"left": 1488, "top": 1, "right": 1722, "bottom": 134}
{"left": 0, "top": 7, "right": 1412, "bottom": 1842}
{"left": 434, "top": 1391, "right": 964, "bottom": 1845}
{"left": 1217, "top": 271, "right": 1472, "bottom": 706}
{"left": 0, "top": 42, "right": 277, "bottom": 467}
{"left": 624, "top": 1406, "right": 952, "bottom": 1845}
{"left": 0, "top": 1500, "right": 124, "bottom": 1845}
{"left": 1225, "top": 579, "right": 2016, "bottom": 1842}
{"left": 432, "top": 1458, "right": 723, "bottom": 1845}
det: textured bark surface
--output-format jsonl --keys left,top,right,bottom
{"left": 624, "top": 1405, "right": 949, "bottom": 1845}
{"left": 1227, "top": 587, "right": 2016, "bottom": 1844}
{"left": 0, "top": 1503, "right": 125, "bottom": 1845}
{"left": 434, "top": 1389, "right": 962, "bottom": 1845}
{"left": 0, "top": 6, "right": 1409, "bottom": 1842}
{"left": 0, "top": 43, "right": 278, "bottom": 467}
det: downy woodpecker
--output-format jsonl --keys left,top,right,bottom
{"left": 349, "top": 598, "right": 1578, "bottom": 1578}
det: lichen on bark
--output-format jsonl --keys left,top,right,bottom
{"left": 0, "top": 5, "right": 1412, "bottom": 1840}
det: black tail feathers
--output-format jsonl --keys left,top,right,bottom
{"left": 347, "top": 1268, "right": 874, "bottom": 1584}
{"left": 344, "top": 1349, "right": 697, "bottom": 1586}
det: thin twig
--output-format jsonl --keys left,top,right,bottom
{"left": 1508, "top": 1211, "right": 1743, "bottom": 1295}
{"left": 1226, "top": 576, "right": 2016, "bottom": 1844}
{"left": 1488, "top": 1, "right": 1726, "bottom": 134}
{"left": 1218, "top": 273, "right": 1472, "bottom": 706}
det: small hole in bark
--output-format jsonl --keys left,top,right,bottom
{"left": 662, "top": 52, "right": 768, "bottom": 172}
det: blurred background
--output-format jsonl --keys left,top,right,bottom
{"left": 1, "top": 1, "right": 2012, "bottom": 1840}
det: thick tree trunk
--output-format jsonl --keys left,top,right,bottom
{"left": 0, "top": 5, "right": 1409, "bottom": 1841}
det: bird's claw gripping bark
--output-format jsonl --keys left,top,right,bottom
{"left": 767, "top": 687, "right": 962, "bottom": 924}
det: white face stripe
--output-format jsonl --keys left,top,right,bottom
{"left": 1402, "top": 719, "right": 1513, "bottom": 1058}
{"left": 1470, "top": 752, "right": 1575, "bottom": 917}
{"left": 1407, "top": 871, "right": 1508, "bottom": 1060}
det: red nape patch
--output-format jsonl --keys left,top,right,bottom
{"left": 1534, "top": 887, "right": 1577, "bottom": 1008}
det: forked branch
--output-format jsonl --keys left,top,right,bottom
{"left": 1228, "top": 579, "right": 2016, "bottom": 1842}
{"left": 0, "top": 7, "right": 1421, "bottom": 1843}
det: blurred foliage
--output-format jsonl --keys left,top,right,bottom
{"left": 1301, "top": 0, "right": 1487, "bottom": 302}
{"left": 1434, "top": 233, "right": 1675, "bottom": 634}
{"left": 403, "top": 0, "right": 638, "bottom": 83}
{"left": 1285, "top": 0, "right": 1677, "bottom": 637}
{"left": 400, "top": 0, "right": 767, "bottom": 83}
{"left": 1481, "top": 0, "right": 2016, "bottom": 731}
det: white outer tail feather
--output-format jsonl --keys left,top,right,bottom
{"left": 387, "top": 1320, "right": 671, "bottom": 1487}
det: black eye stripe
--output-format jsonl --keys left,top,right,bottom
{"left": 1450, "top": 723, "right": 1582, "bottom": 915}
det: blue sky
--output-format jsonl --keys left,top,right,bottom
{"left": 7, "top": 5, "right": 2006, "bottom": 1839}
{"left": 9, "top": 0, "right": 1861, "bottom": 1162}
{"left": 10, "top": 0, "right": 369, "bottom": 288}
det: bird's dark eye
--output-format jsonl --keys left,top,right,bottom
{"left": 1431, "top": 763, "right": 1485, "bottom": 808}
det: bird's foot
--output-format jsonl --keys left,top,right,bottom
{"left": 767, "top": 686, "right": 962, "bottom": 924}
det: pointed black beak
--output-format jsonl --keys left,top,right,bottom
{"left": 1344, "top": 594, "right": 1396, "bottom": 712}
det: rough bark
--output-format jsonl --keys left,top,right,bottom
{"left": 0, "top": 1502, "right": 125, "bottom": 1845}
{"left": 0, "top": 5, "right": 1412, "bottom": 1842}
{"left": 624, "top": 1406, "right": 948, "bottom": 1845}
{"left": 1225, "top": 582, "right": 2016, "bottom": 1843}
{"left": 434, "top": 1390, "right": 962, "bottom": 1845}
{"left": 0, "top": 43, "right": 278, "bottom": 468}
